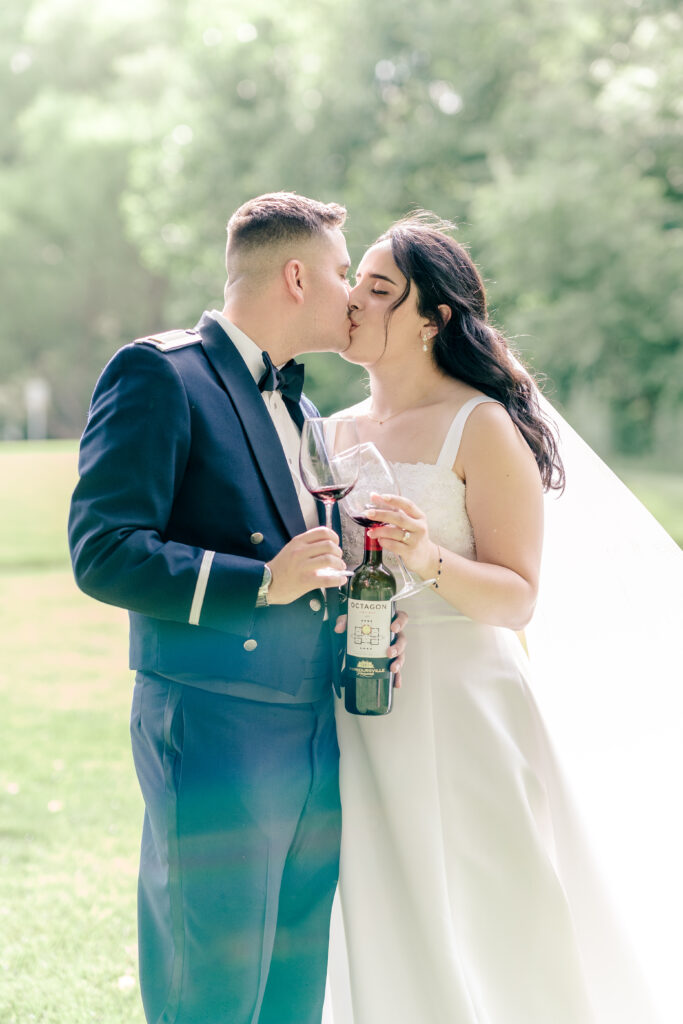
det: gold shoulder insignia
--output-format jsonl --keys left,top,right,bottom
{"left": 134, "top": 329, "right": 202, "bottom": 351}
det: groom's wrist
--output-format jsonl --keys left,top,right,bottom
{"left": 255, "top": 563, "right": 273, "bottom": 607}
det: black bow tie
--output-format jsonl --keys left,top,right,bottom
{"left": 258, "top": 351, "right": 305, "bottom": 405}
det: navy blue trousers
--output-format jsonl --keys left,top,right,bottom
{"left": 130, "top": 675, "right": 341, "bottom": 1024}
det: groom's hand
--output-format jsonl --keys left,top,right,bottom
{"left": 267, "top": 527, "right": 347, "bottom": 604}
{"left": 334, "top": 609, "right": 409, "bottom": 689}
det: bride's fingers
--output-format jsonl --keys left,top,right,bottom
{"left": 371, "top": 527, "right": 421, "bottom": 550}
{"left": 369, "top": 521, "right": 427, "bottom": 548}
{"left": 371, "top": 492, "right": 426, "bottom": 520}
{"left": 369, "top": 491, "right": 400, "bottom": 505}
{"left": 373, "top": 537, "right": 405, "bottom": 556}
{"left": 365, "top": 508, "right": 421, "bottom": 532}
{"left": 391, "top": 609, "right": 409, "bottom": 632}
{"left": 388, "top": 650, "right": 403, "bottom": 688}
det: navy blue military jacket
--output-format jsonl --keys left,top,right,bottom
{"left": 68, "top": 312, "right": 343, "bottom": 697}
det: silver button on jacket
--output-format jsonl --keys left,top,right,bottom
{"left": 309, "top": 598, "right": 322, "bottom": 613}
{"left": 250, "top": 532, "right": 264, "bottom": 545}
{"left": 243, "top": 639, "right": 258, "bottom": 652}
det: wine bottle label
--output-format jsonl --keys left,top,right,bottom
{"left": 346, "top": 598, "right": 392, "bottom": 658}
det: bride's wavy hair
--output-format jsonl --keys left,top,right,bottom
{"left": 377, "top": 212, "right": 565, "bottom": 492}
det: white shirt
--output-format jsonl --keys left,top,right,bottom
{"left": 208, "top": 310, "right": 320, "bottom": 531}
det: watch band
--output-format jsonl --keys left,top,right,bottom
{"left": 255, "top": 563, "right": 272, "bottom": 608}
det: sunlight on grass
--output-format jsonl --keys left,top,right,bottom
{"left": 0, "top": 569, "right": 145, "bottom": 1024}
{"left": 615, "top": 464, "right": 683, "bottom": 548}
{"left": 0, "top": 440, "right": 679, "bottom": 1020}
{"left": 0, "top": 441, "right": 79, "bottom": 570}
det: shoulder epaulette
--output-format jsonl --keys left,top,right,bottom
{"left": 134, "top": 329, "right": 202, "bottom": 351}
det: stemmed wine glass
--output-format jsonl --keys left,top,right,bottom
{"left": 299, "top": 417, "right": 360, "bottom": 578}
{"left": 340, "top": 442, "right": 436, "bottom": 599}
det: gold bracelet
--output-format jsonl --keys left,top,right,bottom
{"left": 432, "top": 545, "right": 443, "bottom": 589}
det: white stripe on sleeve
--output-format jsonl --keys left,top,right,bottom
{"left": 189, "top": 550, "right": 215, "bottom": 625}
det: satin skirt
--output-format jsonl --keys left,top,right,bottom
{"left": 325, "top": 591, "right": 660, "bottom": 1023}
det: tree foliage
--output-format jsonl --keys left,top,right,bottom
{"left": 1, "top": 0, "right": 680, "bottom": 457}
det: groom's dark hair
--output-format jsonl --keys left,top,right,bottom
{"left": 227, "top": 192, "right": 347, "bottom": 253}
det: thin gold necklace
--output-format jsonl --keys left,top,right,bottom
{"left": 365, "top": 397, "right": 437, "bottom": 425}
{"left": 364, "top": 407, "right": 412, "bottom": 426}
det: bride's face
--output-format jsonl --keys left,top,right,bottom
{"left": 344, "top": 241, "right": 427, "bottom": 368}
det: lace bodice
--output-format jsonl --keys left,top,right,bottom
{"left": 341, "top": 461, "right": 476, "bottom": 571}
{"left": 340, "top": 395, "right": 500, "bottom": 577}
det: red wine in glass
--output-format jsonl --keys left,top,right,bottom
{"left": 349, "top": 512, "right": 389, "bottom": 530}
{"left": 299, "top": 417, "right": 360, "bottom": 578}
{"left": 340, "top": 442, "right": 436, "bottom": 599}
{"left": 309, "top": 483, "right": 356, "bottom": 503}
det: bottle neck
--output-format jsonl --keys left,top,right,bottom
{"left": 363, "top": 528, "right": 384, "bottom": 566}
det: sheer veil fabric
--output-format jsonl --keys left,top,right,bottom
{"left": 524, "top": 394, "right": 683, "bottom": 1021}
{"left": 323, "top": 390, "right": 683, "bottom": 1023}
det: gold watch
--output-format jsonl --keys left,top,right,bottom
{"left": 256, "top": 563, "right": 272, "bottom": 607}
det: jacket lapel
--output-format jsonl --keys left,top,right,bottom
{"left": 197, "top": 313, "right": 306, "bottom": 539}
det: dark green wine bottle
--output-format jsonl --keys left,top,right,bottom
{"left": 344, "top": 527, "right": 397, "bottom": 715}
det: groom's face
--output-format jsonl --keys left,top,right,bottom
{"left": 298, "top": 227, "right": 352, "bottom": 354}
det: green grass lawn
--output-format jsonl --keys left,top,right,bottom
{"left": 0, "top": 442, "right": 78, "bottom": 570}
{"left": 0, "top": 570, "right": 144, "bottom": 1023}
{"left": 613, "top": 462, "right": 683, "bottom": 550}
{"left": 0, "top": 443, "right": 144, "bottom": 1022}
{"left": 0, "top": 439, "right": 680, "bottom": 1021}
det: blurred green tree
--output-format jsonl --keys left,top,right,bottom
{"left": 0, "top": 0, "right": 680, "bottom": 459}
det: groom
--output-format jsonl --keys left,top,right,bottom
{"left": 68, "top": 192, "right": 406, "bottom": 1024}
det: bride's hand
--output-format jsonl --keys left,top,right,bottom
{"left": 366, "top": 492, "right": 439, "bottom": 580}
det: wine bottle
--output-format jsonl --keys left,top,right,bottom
{"left": 344, "top": 527, "right": 397, "bottom": 715}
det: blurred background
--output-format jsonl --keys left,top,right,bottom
{"left": 0, "top": 3, "right": 681, "bottom": 1019}
{"left": 1, "top": 0, "right": 682, "bottom": 470}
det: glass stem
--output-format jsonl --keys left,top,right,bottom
{"left": 397, "top": 554, "right": 411, "bottom": 582}
{"left": 324, "top": 500, "right": 334, "bottom": 531}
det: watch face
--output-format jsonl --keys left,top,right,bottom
{"left": 257, "top": 565, "right": 272, "bottom": 604}
{"left": 256, "top": 564, "right": 272, "bottom": 608}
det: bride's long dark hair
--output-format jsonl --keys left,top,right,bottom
{"left": 377, "top": 212, "right": 565, "bottom": 492}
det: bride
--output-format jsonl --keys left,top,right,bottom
{"left": 325, "top": 213, "right": 683, "bottom": 1023}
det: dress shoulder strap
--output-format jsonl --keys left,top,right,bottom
{"left": 436, "top": 395, "right": 502, "bottom": 468}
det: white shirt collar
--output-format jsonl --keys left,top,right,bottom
{"left": 209, "top": 309, "right": 266, "bottom": 385}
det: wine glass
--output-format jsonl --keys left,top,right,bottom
{"left": 340, "top": 442, "right": 436, "bottom": 599}
{"left": 299, "top": 417, "right": 360, "bottom": 578}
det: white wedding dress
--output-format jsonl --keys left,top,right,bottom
{"left": 324, "top": 396, "right": 681, "bottom": 1024}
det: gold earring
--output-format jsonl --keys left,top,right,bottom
{"left": 421, "top": 331, "right": 429, "bottom": 352}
